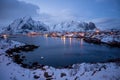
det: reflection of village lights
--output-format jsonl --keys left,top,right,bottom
{"left": 61, "top": 36, "right": 66, "bottom": 45}
{"left": 69, "top": 37, "right": 72, "bottom": 45}
{"left": 80, "top": 38, "right": 83, "bottom": 47}
{"left": 61, "top": 36, "right": 66, "bottom": 40}
{"left": 63, "top": 38, "right": 66, "bottom": 45}
{"left": 44, "top": 34, "right": 48, "bottom": 37}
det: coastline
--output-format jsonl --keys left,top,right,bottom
{"left": 0, "top": 38, "right": 120, "bottom": 80}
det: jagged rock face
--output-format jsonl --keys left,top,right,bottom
{"left": 52, "top": 21, "right": 96, "bottom": 32}
{"left": 88, "top": 22, "right": 96, "bottom": 30}
{"left": 3, "top": 17, "right": 49, "bottom": 34}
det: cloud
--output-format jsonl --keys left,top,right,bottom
{"left": 0, "top": 0, "right": 39, "bottom": 26}
{"left": 18, "top": 0, "right": 78, "bottom": 24}
{"left": 0, "top": 0, "right": 77, "bottom": 26}
{"left": 36, "top": 9, "right": 77, "bottom": 24}
{"left": 91, "top": 18, "right": 120, "bottom": 30}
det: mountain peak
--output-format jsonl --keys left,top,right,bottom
{"left": 23, "top": 16, "right": 32, "bottom": 21}
{"left": 2, "top": 17, "right": 49, "bottom": 34}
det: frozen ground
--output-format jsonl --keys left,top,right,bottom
{"left": 0, "top": 39, "right": 120, "bottom": 80}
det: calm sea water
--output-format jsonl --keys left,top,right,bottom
{"left": 10, "top": 35, "right": 120, "bottom": 67}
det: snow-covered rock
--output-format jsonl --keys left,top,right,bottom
{"left": 2, "top": 17, "right": 49, "bottom": 34}
{"left": 0, "top": 38, "right": 24, "bottom": 53}
{"left": 51, "top": 21, "right": 96, "bottom": 32}
{"left": 101, "top": 35, "right": 120, "bottom": 43}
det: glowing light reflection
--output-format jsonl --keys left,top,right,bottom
{"left": 44, "top": 34, "right": 48, "bottom": 38}
{"left": 61, "top": 36, "right": 66, "bottom": 45}
{"left": 80, "top": 38, "right": 83, "bottom": 47}
{"left": 69, "top": 37, "right": 72, "bottom": 45}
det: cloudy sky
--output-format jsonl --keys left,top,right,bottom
{"left": 0, "top": 0, "right": 120, "bottom": 27}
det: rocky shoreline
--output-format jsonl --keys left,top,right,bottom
{"left": 5, "top": 44, "right": 40, "bottom": 69}
{"left": 0, "top": 38, "right": 120, "bottom": 80}
{"left": 84, "top": 37, "right": 120, "bottom": 48}
{"left": 5, "top": 43, "right": 120, "bottom": 70}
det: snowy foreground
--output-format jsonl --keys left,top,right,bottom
{"left": 0, "top": 39, "right": 120, "bottom": 80}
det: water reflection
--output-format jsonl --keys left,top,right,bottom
{"left": 61, "top": 36, "right": 66, "bottom": 45}
{"left": 10, "top": 35, "right": 120, "bottom": 67}
{"left": 44, "top": 34, "right": 48, "bottom": 45}
{"left": 69, "top": 37, "right": 72, "bottom": 45}
{"left": 80, "top": 38, "right": 83, "bottom": 48}
{"left": 44, "top": 34, "right": 48, "bottom": 38}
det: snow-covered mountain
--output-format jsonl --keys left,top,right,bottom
{"left": 51, "top": 21, "right": 96, "bottom": 32}
{"left": 2, "top": 17, "right": 49, "bottom": 34}
{"left": 1, "top": 17, "right": 97, "bottom": 34}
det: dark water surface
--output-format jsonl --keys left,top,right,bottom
{"left": 10, "top": 35, "right": 120, "bottom": 67}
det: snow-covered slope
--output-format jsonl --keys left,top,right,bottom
{"left": 1, "top": 17, "right": 97, "bottom": 34}
{"left": 2, "top": 17, "right": 49, "bottom": 34}
{"left": 51, "top": 21, "right": 96, "bottom": 32}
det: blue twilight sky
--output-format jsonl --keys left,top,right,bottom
{"left": 0, "top": 0, "right": 120, "bottom": 28}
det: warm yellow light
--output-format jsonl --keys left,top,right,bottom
{"left": 69, "top": 37, "right": 72, "bottom": 45}
{"left": 79, "top": 33, "right": 85, "bottom": 37}
{"left": 44, "top": 34, "right": 48, "bottom": 37}
{"left": 73, "top": 32, "right": 77, "bottom": 35}
{"left": 95, "top": 29, "right": 100, "bottom": 33}
{"left": 61, "top": 36, "right": 66, "bottom": 40}
{"left": 61, "top": 36, "right": 66, "bottom": 45}
{"left": 3, "top": 34, "right": 7, "bottom": 39}
{"left": 51, "top": 33, "right": 56, "bottom": 37}
{"left": 27, "top": 32, "right": 39, "bottom": 37}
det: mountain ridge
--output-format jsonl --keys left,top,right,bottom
{"left": 2, "top": 16, "right": 49, "bottom": 34}
{"left": 51, "top": 20, "right": 96, "bottom": 32}
{"left": 1, "top": 17, "right": 97, "bottom": 34}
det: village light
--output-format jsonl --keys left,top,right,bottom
{"left": 95, "top": 28, "right": 100, "bottom": 33}
{"left": 61, "top": 36, "right": 66, "bottom": 45}
{"left": 31, "top": 32, "right": 35, "bottom": 34}
{"left": 44, "top": 34, "right": 48, "bottom": 37}
{"left": 65, "top": 33, "right": 74, "bottom": 37}
{"left": 27, "top": 32, "right": 39, "bottom": 36}
{"left": 2, "top": 34, "right": 8, "bottom": 39}
{"left": 110, "top": 32, "right": 113, "bottom": 35}
{"left": 61, "top": 36, "right": 66, "bottom": 40}
{"left": 51, "top": 33, "right": 56, "bottom": 37}
{"left": 79, "top": 33, "right": 85, "bottom": 37}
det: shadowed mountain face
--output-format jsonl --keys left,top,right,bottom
{"left": 2, "top": 17, "right": 49, "bottom": 34}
